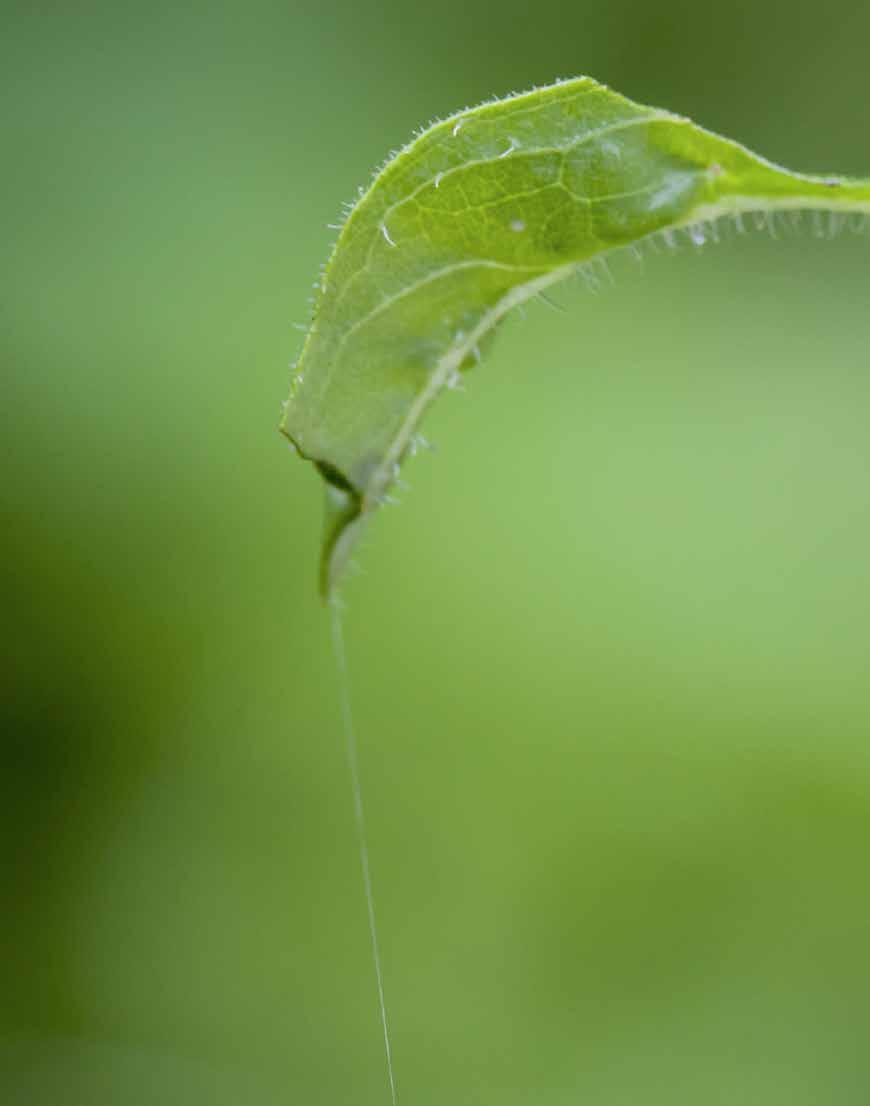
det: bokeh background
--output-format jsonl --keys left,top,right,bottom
{"left": 4, "top": 2, "right": 870, "bottom": 1103}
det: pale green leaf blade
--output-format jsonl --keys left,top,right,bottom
{"left": 280, "top": 76, "right": 870, "bottom": 598}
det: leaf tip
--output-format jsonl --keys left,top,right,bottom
{"left": 317, "top": 469, "right": 366, "bottom": 602}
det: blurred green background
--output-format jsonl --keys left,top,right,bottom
{"left": 4, "top": 2, "right": 870, "bottom": 1103}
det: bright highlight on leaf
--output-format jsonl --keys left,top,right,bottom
{"left": 280, "top": 76, "right": 870, "bottom": 598}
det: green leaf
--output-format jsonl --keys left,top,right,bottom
{"left": 280, "top": 76, "right": 870, "bottom": 598}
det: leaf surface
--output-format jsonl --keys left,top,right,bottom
{"left": 280, "top": 76, "right": 870, "bottom": 597}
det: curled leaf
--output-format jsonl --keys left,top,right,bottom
{"left": 280, "top": 76, "right": 870, "bottom": 598}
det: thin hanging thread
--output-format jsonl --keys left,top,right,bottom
{"left": 330, "top": 600, "right": 398, "bottom": 1106}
